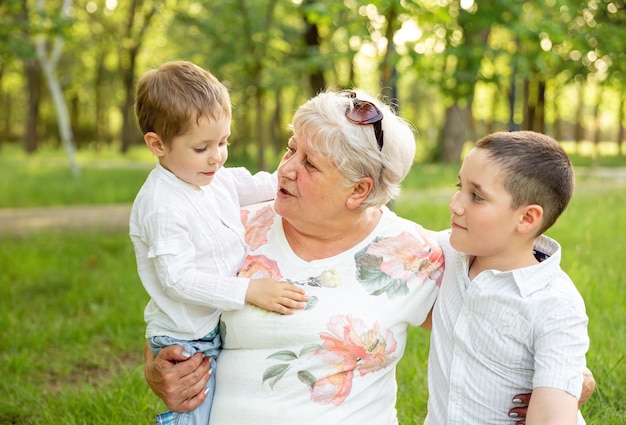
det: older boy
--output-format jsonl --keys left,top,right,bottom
{"left": 427, "top": 131, "right": 590, "bottom": 424}
{"left": 130, "top": 61, "right": 307, "bottom": 425}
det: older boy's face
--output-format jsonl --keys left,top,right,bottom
{"left": 160, "top": 116, "right": 231, "bottom": 187}
{"left": 448, "top": 148, "right": 526, "bottom": 260}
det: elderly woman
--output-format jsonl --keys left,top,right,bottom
{"left": 144, "top": 90, "right": 594, "bottom": 424}
{"left": 146, "top": 89, "right": 444, "bottom": 424}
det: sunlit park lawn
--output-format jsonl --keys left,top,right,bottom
{"left": 0, "top": 143, "right": 625, "bottom": 424}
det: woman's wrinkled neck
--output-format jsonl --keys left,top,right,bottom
{"left": 282, "top": 207, "right": 382, "bottom": 261}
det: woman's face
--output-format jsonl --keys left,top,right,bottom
{"left": 275, "top": 133, "right": 354, "bottom": 228}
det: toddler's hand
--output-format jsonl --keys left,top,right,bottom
{"left": 246, "top": 278, "right": 308, "bottom": 315}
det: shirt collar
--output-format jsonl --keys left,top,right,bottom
{"left": 512, "top": 235, "right": 561, "bottom": 297}
{"left": 459, "top": 235, "right": 562, "bottom": 298}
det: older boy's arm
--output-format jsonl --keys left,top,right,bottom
{"left": 144, "top": 342, "right": 211, "bottom": 412}
{"left": 509, "top": 367, "right": 595, "bottom": 424}
{"left": 526, "top": 387, "right": 578, "bottom": 425}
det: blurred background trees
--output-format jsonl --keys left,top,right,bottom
{"left": 1, "top": 0, "right": 625, "bottom": 169}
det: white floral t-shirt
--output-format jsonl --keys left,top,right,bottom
{"left": 209, "top": 202, "right": 444, "bottom": 425}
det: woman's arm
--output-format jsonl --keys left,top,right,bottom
{"left": 144, "top": 342, "right": 211, "bottom": 412}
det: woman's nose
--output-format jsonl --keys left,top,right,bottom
{"left": 277, "top": 156, "right": 296, "bottom": 178}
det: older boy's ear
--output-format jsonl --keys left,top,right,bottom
{"left": 346, "top": 177, "right": 374, "bottom": 210}
{"left": 518, "top": 205, "right": 543, "bottom": 234}
{"left": 144, "top": 132, "right": 166, "bottom": 157}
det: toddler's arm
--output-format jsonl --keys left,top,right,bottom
{"left": 246, "top": 278, "right": 308, "bottom": 315}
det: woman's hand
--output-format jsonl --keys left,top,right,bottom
{"left": 144, "top": 342, "right": 211, "bottom": 412}
{"left": 579, "top": 367, "right": 596, "bottom": 408}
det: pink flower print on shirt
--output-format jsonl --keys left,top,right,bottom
{"left": 242, "top": 205, "right": 275, "bottom": 250}
{"left": 416, "top": 227, "right": 444, "bottom": 286}
{"left": 262, "top": 314, "right": 396, "bottom": 406}
{"left": 319, "top": 314, "right": 397, "bottom": 377}
{"left": 309, "top": 350, "right": 355, "bottom": 405}
{"left": 239, "top": 255, "right": 283, "bottom": 280}
{"left": 355, "top": 231, "right": 444, "bottom": 297}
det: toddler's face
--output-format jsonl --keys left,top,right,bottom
{"left": 160, "top": 116, "right": 231, "bottom": 187}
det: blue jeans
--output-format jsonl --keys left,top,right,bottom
{"left": 149, "top": 331, "right": 221, "bottom": 425}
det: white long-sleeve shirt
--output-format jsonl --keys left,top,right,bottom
{"left": 129, "top": 163, "right": 276, "bottom": 340}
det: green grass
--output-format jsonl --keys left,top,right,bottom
{"left": 1, "top": 146, "right": 625, "bottom": 424}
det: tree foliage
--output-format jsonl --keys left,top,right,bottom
{"left": 1, "top": 0, "right": 624, "bottom": 166}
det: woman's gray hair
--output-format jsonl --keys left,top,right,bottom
{"left": 290, "top": 89, "right": 416, "bottom": 208}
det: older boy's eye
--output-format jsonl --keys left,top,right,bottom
{"left": 472, "top": 192, "right": 484, "bottom": 201}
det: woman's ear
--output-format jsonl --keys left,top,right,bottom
{"left": 346, "top": 177, "right": 374, "bottom": 210}
{"left": 517, "top": 204, "right": 543, "bottom": 235}
{"left": 144, "top": 132, "right": 166, "bottom": 157}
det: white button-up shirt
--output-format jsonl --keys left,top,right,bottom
{"left": 426, "top": 231, "right": 589, "bottom": 425}
{"left": 129, "top": 163, "right": 276, "bottom": 340}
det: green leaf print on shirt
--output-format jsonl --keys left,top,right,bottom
{"left": 263, "top": 344, "right": 324, "bottom": 389}
{"left": 262, "top": 315, "right": 396, "bottom": 406}
{"left": 355, "top": 249, "right": 410, "bottom": 297}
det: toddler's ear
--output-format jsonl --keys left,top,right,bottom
{"left": 517, "top": 205, "right": 543, "bottom": 235}
{"left": 144, "top": 132, "right": 166, "bottom": 157}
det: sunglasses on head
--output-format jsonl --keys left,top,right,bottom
{"left": 343, "top": 90, "right": 384, "bottom": 151}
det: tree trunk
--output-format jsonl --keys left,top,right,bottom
{"left": 380, "top": 4, "right": 398, "bottom": 103}
{"left": 270, "top": 87, "right": 284, "bottom": 156}
{"left": 534, "top": 80, "right": 545, "bottom": 133}
{"left": 255, "top": 81, "right": 266, "bottom": 171}
{"left": 35, "top": 0, "right": 79, "bottom": 177}
{"left": 592, "top": 86, "right": 603, "bottom": 146}
{"left": 574, "top": 81, "right": 585, "bottom": 149}
{"left": 94, "top": 50, "right": 108, "bottom": 146}
{"left": 523, "top": 78, "right": 534, "bottom": 131}
{"left": 618, "top": 90, "right": 625, "bottom": 156}
{"left": 438, "top": 103, "right": 469, "bottom": 163}
{"left": 24, "top": 59, "right": 40, "bottom": 153}
{"left": 120, "top": 46, "right": 139, "bottom": 153}
{"left": 302, "top": 1, "right": 325, "bottom": 96}
{"left": 118, "top": 0, "right": 159, "bottom": 153}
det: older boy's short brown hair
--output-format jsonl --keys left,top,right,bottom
{"left": 475, "top": 131, "right": 574, "bottom": 235}
{"left": 134, "top": 61, "right": 231, "bottom": 146}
